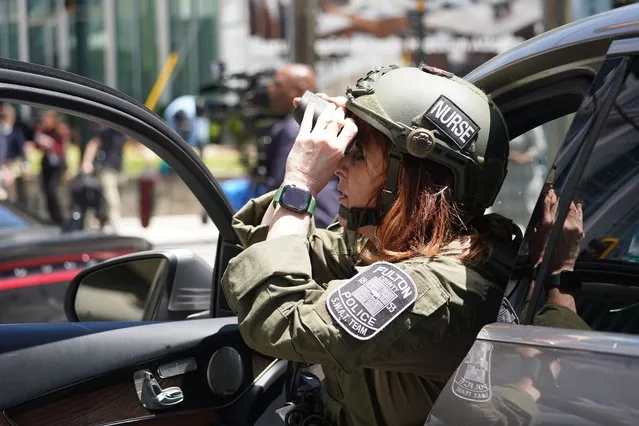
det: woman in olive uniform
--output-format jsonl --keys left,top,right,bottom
{"left": 222, "top": 65, "right": 520, "bottom": 426}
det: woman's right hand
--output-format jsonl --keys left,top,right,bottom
{"left": 284, "top": 94, "right": 357, "bottom": 196}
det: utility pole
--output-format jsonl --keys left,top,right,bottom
{"left": 542, "top": 0, "right": 572, "bottom": 167}
{"left": 291, "top": 0, "right": 316, "bottom": 66}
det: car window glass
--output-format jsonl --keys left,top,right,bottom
{"left": 500, "top": 55, "right": 631, "bottom": 324}
{"left": 489, "top": 115, "right": 574, "bottom": 232}
{"left": 0, "top": 103, "right": 217, "bottom": 324}
{"left": 510, "top": 56, "right": 639, "bottom": 334}
{"left": 427, "top": 337, "right": 639, "bottom": 426}
{"left": 571, "top": 57, "right": 639, "bottom": 334}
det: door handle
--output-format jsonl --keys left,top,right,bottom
{"left": 134, "top": 369, "right": 184, "bottom": 410}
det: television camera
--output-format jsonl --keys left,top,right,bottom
{"left": 196, "top": 64, "right": 282, "bottom": 137}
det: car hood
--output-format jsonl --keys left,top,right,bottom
{"left": 0, "top": 225, "right": 152, "bottom": 261}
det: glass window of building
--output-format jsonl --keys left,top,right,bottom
{"left": 27, "top": 0, "right": 58, "bottom": 67}
{"left": 169, "top": 0, "right": 219, "bottom": 100}
{"left": 0, "top": 0, "right": 20, "bottom": 59}
{"left": 115, "top": 0, "right": 157, "bottom": 100}
{"left": 195, "top": 0, "right": 219, "bottom": 95}
{"left": 68, "top": 0, "right": 105, "bottom": 83}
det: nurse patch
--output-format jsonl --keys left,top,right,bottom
{"left": 326, "top": 262, "right": 417, "bottom": 341}
{"left": 425, "top": 95, "right": 480, "bottom": 150}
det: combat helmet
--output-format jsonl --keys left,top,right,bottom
{"left": 340, "top": 63, "right": 510, "bottom": 229}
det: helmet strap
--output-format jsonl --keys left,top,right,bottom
{"left": 381, "top": 144, "right": 403, "bottom": 212}
{"left": 339, "top": 205, "right": 381, "bottom": 230}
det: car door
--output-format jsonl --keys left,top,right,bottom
{"left": 0, "top": 59, "right": 285, "bottom": 426}
{"left": 426, "top": 24, "right": 639, "bottom": 426}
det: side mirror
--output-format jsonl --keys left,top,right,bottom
{"left": 65, "top": 249, "right": 213, "bottom": 322}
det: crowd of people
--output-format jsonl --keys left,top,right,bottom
{"left": 0, "top": 105, "right": 127, "bottom": 231}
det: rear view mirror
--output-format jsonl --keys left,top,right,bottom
{"left": 65, "top": 250, "right": 213, "bottom": 322}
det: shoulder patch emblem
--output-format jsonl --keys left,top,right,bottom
{"left": 326, "top": 261, "right": 418, "bottom": 341}
{"left": 425, "top": 94, "right": 480, "bottom": 150}
{"left": 451, "top": 341, "right": 493, "bottom": 402}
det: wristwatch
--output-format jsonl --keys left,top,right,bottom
{"left": 546, "top": 270, "right": 582, "bottom": 292}
{"left": 273, "top": 184, "right": 316, "bottom": 216}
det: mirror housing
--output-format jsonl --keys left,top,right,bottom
{"left": 65, "top": 249, "right": 213, "bottom": 322}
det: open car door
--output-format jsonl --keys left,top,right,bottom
{"left": 0, "top": 58, "right": 285, "bottom": 426}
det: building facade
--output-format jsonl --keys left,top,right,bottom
{"left": 0, "top": 0, "right": 220, "bottom": 110}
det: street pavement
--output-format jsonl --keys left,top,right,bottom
{"left": 117, "top": 214, "right": 219, "bottom": 265}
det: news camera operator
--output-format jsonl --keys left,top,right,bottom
{"left": 200, "top": 64, "right": 341, "bottom": 228}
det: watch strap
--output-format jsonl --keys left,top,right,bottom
{"left": 273, "top": 186, "right": 283, "bottom": 205}
{"left": 545, "top": 271, "right": 581, "bottom": 292}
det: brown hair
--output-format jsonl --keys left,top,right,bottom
{"left": 351, "top": 118, "right": 490, "bottom": 265}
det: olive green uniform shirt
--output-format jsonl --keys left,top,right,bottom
{"left": 222, "top": 191, "right": 519, "bottom": 426}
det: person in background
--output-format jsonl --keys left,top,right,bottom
{"left": 0, "top": 104, "right": 30, "bottom": 204}
{"left": 164, "top": 95, "right": 210, "bottom": 154}
{"left": 81, "top": 123, "right": 127, "bottom": 231}
{"left": 0, "top": 110, "right": 8, "bottom": 200}
{"left": 263, "top": 63, "right": 341, "bottom": 228}
{"left": 34, "top": 109, "right": 70, "bottom": 225}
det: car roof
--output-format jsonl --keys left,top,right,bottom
{"left": 466, "top": 4, "right": 639, "bottom": 91}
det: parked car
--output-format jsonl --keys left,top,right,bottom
{"left": 0, "top": 199, "right": 152, "bottom": 323}
{"left": 1, "top": 4, "right": 639, "bottom": 425}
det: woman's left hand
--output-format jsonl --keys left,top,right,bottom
{"left": 283, "top": 96, "right": 357, "bottom": 196}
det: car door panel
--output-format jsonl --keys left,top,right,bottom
{"left": 0, "top": 319, "right": 280, "bottom": 426}
{"left": 0, "top": 58, "right": 288, "bottom": 425}
{"left": 0, "top": 321, "right": 145, "bottom": 354}
{"left": 0, "top": 318, "right": 234, "bottom": 409}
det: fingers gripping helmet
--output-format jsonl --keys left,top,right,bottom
{"left": 341, "top": 63, "right": 509, "bottom": 229}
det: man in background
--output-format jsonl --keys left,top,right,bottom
{"left": 0, "top": 104, "right": 29, "bottom": 204}
{"left": 262, "top": 63, "right": 340, "bottom": 228}
{"left": 81, "top": 124, "right": 127, "bottom": 231}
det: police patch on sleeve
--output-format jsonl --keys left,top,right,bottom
{"left": 451, "top": 341, "right": 493, "bottom": 402}
{"left": 425, "top": 95, "right": 480, "bottom": 150}
{"left": 326, "top": 261, "right": 418, "bottom": 341}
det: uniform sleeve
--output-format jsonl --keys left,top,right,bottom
{"left": 221, "top": 234, "right": 452, "bottom": 374}
{"left": 230, "top": 190, "right": 277, "bottom": 248}
{"left": 532, "top": 304, "right": 590, "bottom": 330}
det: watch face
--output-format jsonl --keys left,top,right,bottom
{"left": 281, "top": 186, "right": 312, "bottom": 212}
